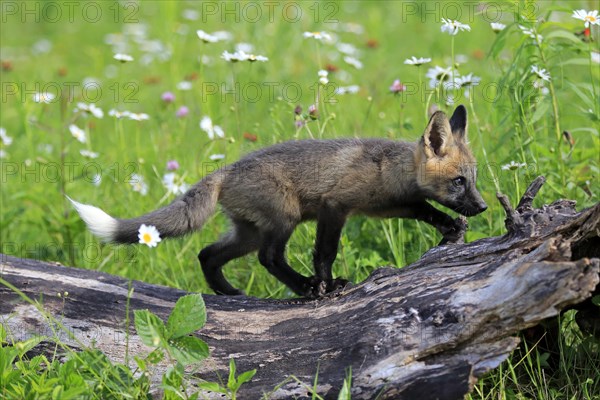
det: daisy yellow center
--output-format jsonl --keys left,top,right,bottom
{"left": 585, "top": 16, "right": 596, "bottom": 22}
{"left": 142, "top": 233, "right": 152, "bottom": 243}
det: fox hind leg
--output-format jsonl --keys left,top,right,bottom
{"left": 198, "top": 220, "right": 260, "bottom": 295}
{"left": 314, "top": 204, "right": 349, "bottom": 293}
{"left": 257, "top": 227, "right": 319, "bottom": 298}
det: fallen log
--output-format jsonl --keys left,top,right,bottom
{"left": 1, "top": 176, "right": 599, "bottom": 399}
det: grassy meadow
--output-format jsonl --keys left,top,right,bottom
{"left": 1, "top": 0, "right": 599, "bottom": 398}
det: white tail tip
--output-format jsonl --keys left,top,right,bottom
{"left": 67, "top": 196, "right": 118, "bottom": 242}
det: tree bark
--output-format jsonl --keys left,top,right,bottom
{"left": 1, "top": 176, "right": 599, "bottom": 399}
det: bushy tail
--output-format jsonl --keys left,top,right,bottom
{"left": 68, "top": 174, "right": 223, "bottom": 244}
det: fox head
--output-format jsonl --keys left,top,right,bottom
{"left": 415, "top": 105, "right": 487, "bottom": 217}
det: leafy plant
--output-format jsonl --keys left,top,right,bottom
{"left": 197, "top": 358, "right": 257, "bottom": 400}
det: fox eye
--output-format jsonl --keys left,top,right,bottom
{"left": 453, "top": 176, "right": 466, "bottom": 186}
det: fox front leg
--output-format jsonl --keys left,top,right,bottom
{"left": 406, "top": 202, "right": 467, "bottom": 245}
{"left": 313, "top": 203, "right": 350, "bottom": 294}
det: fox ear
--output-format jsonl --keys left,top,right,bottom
{"left": 423, "top": 111, "right": 453, "bottom": 158}
{"left": 449, "top": 105, "right": 467, "bottom": 139}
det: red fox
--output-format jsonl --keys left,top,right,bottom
{"left": 70, "top": 105, "right": 487, "bottom": 298}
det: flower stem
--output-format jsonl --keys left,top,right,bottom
{"left": 468, "top": 99, "right": 500, "bottom": 193}
{"left": 513, "top": 171, "right": 520, "bottom": 206}
{"left": 417, "top": 66, "right": 425, "bottom": 118}
{"left": 230, "top": 64, "right": 242, "bottom": 138}
{"left": 537, "top": 45, "right": 564, "bottom": 185}
{"left": 451, "top": 36, "right": 455, "bottom": 89}
{"left": 589, "top": 40, "right": 599, "bottom": 117}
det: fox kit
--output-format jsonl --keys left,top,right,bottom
{"left": 70, "top": 105, "right": 487, "bottom": 298}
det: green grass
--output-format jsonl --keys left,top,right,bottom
{"left": 1, "top": 0, "right": 599, "bottom": 398}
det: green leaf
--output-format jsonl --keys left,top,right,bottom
{"left": 530, "top": 100, "right": 551, "bottom": 125}
{"left": 489, "top": 27, "right": 509, "bottom": 59}
{"left": 146, "top": 348, "right": 165, "bottom": 364}
{"left": 134, "top": 310, "right": 166, "bottom": 348}
{"left": 134, "top": 356, "right": 147, "bottom": 372}
{"left": 197, "top": 382, "right": 227, "bottom": 393}
{"left": 14, "top": 336, "right": 45, "bottom": 357}
{"left": 228, "top": 357, "right": 237, "bottom": 390}
{"left": 166, "top": 294, "right": 206, "bottom": 339}
{"left": 52, "top": 386, "right": 64, "bottom": 400}
{"left": 559, "top": 58, "right": 594, "bottom": 67}
{"left": 162, "top": 364, "right": 185, "bottom": 399}
{"left": 544, "top": 30, "right": 583, "bottom": 45}
{"left": 167, "top": 336, "right": 209, "bottom": 366}
{"left": 236, "top": 369, "right": 257, "bottom": 387}
{"left": 338, "top": 378, "right": 351, "bottom": 400}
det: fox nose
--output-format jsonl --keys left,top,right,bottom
{"left": 477, "top": 202, "right": 488, "bottom": 213}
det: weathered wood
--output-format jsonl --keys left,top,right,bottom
{"left": 1, "top": 177, "right": 599, "bottom": 399}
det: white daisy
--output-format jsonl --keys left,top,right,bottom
{"left": 212, "top": 31, "right": 233, "bottom": 42}
{"left": 200, "top": 116, "right": 225, "bottom": 140}
{"left": 235, "top": 43, "right": 254, "bottom": 53}
{"left": 196, "top": 30, "right": 219, "bottom": 43}
{"left": 114, "top": 53, "right": 134, "bottom": 63}
{"left": 209, "top": 154, "right": 225, "bottom": 161}
{"left": 177, "top": 81, "right": 193, "bottom": 91}
{"left": 75, "top": 102, "right": 104, "bottom": 118}
{"left": 531, "top": 65, "right": 551, "bottom": 82}
{"left": 0, "top": 127, "right": 12, "bottom": 146}
{"left": 404, "top": 56, "right": 432, "bottom": 66}
{"left": 221, "top": 50, "right": 249, "bottom": 62}
{"left": 332, "top": 22, "right": 365, "bottom": 35}
{"left": 162, "top": 173, "right": 189, "bottom": 195}
{"left": 426, "top": 65, "right": 456, "bottom": 89}
{"left": 69, "top": 124, "right": 87, "bottom": 143}
{"left": 343, "top": 56, "right": 363, "bottom": 69}
{"left": 502, "top": 161, "right": 527, "bottom": 171}
{"left": 91, "top": 174, "right": 101, "bottom": 187}
{"left": 303, "top": 31, "right": 332, "bottom": 41}
{"left": 182, "top": 9, "right": 199, "bottom": 21}
{"left": 80, "top": 149, "right": 99, "bottom": 158}
{"left": 108, "top": 109, "right": 131, "bottom": 119}
{"left": 318, "top": 70, "right": 329, "bottom": 85}
{"left": 490, "top": 22, "right": 506, "bottom": 32}
{"left": 128, "top": 112, "right": 150, "bottom": 121}
{"left": 32, "top": 92, "right": 56, "bottom": 103}
{"left": 247, "top": 53, "right": 268, "bottom": 62}
{"left": 457, "top": 73, "right": 481, "bottom": 88}
{"left": 518, "top": 25, "right": 543, "bottom": 44}
{"left": 455, "top": 54, "right": 468, "bottom": 64}
{"left": 457, "top": 73, "right": 481, "bottom": 98}
{"left": 335, "top": 85, "right": 360, "bottom": 95}
{"left": 138, "top": 224, "right": 161, "bottom": 247}
{"left": 32, "top": 38, "right": 52, "bottom": 55}
{"left": 38, "top": 143, "right": 53, "bottom": 154}
{"left": 336, "top": 42, "right": 359, "bottom": 56}
{"left": 572, "top": 9, "right": 599, "bottom": 27}
{"left": 129, "top": 173, "right": 148, "bottom": 195}
{"left": 441, "top": 18, "right": 471, "bottom": 35}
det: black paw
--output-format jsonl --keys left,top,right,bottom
{"left": 302, "top": 277, "right": 328, "bottom": 299}
{"left": 301, "top": 277, "right": 351, "bottom": 299}
{"left": 327, "top": 278, "right": 350, "bottom": 292}
{"left": 438, "top": 216, "right": 468, "bottom": 245}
